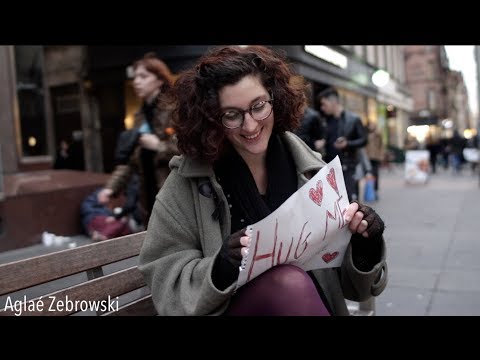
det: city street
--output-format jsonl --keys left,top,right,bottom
{"left": 1, "top": 45, "right": 479, "bottom": 317}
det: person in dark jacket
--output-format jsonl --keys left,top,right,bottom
{"left": 80, "top": 188, "right": 133, "bottom": 241}
{"left": 294, "top": 85, "right": 326, "bottom": 154}
{"left": 97, "top": 53, "right": 179, "bottom": 227}
{"left": 319, "top": 87, "right": 368, "bottom": 201}
{"left": 111, "top": 129, "right": 143, "bottom": 225}
{"left": 53, "top": 139, "right": 71, "bottom": 170}
{"left": 81, "top": 128, "right": 146, "bottom": 241}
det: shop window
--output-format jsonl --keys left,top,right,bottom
{"left": 56, "top": 94, "right": 80, "bottom": 114}
{"left": 14, "top": 46, "right": 48, "bottom": 157}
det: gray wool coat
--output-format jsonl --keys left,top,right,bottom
{"left": 138, "top": 131, "right": 388, "bottom": 316}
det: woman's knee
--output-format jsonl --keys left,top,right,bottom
{"left": 265, "top": 264, "right": 315, "bottom": 292}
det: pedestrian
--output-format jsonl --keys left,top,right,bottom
{"left": 294, "top": 84, "right": 326, "bottom": 154}
{"left": 319, "top": 87, "right": 368, "bottom": 201}
{"left": 53, "top": 139, "right": 71, "bottom": 169}
{"left": 80, "top": 188, "right": 134, "bottom": 242}
{"left": 449, "top": 129, "right": 466, "bottom": 174}
{"left": 96, "top": 52, "right": 179, "bottom": 227}
{"left": 425, "top": 134, "right": 441, "bottom": 175}
{"left": 365, "top": 121, "right": 384, "bottom": 191}
{"left": 139, "top": 45, "right": 387, "bottom": 316}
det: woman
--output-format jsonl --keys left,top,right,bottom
{"left": 97, "top": 53, "right": 179, "bottom": 226}
{"left": 139, "top": 46, "right": 387, "bottom": 316}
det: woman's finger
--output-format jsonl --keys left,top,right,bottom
{"left": 348, "top": 211, "right": 364, "bottom": 233}
{"left": 357, "top": 219, "right": 368, "bottom": 234}
{"left": 344, "top": 202, "right": 359, "bottom": 222}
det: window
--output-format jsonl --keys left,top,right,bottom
{"left": 56, "top": 94, "right": 80, "bottom": 114}
{"left": 353, "top": 45, "right": 365, "bottom": 59}
{"left": 427, "top": 60, "right": 436, "bottom": 80}
{"left": 14, "top": 46, "right": 48, "bottom": 157}
{"left": 428, "top": 89, "right": 436, "bottom": 111}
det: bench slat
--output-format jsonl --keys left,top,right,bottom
{"left": 0, "top": 232, "right": 146, "bottom": 295}
{"left": 0, "top": 266, "right": 146, "bottom": 316}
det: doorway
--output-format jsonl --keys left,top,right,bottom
{"left": 50, "top": 83, "right": 85, "bottom": 170}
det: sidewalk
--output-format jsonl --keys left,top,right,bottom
{"left": 373, "top": 165, "right": 480, "bottom": 315}
{"left": 0, "top": 234, "right": 92, "bottom": 265}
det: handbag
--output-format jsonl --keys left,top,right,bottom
{"left": 364, "top": 177, "right": 376, "bottom": 202}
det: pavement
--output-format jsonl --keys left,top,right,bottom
{"left": 1, "top": 163, "right": 480, "bottom": 316}
{"left": 372, "top": 164, "right": 480, "bottom": 316}
{"left": 0, "top": 234, "right": 92, "bottom": 264}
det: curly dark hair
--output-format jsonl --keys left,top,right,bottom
{"left": 172, "top": 45, "right": 307, "bottom": 162}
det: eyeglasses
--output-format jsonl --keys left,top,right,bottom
{"left": 220, "top": 98, "right": 274, "bottom": 129}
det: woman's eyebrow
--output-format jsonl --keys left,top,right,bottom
{"left": 221, "top": 95, "right": 268, "bottom": 111}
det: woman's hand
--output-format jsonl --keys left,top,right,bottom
{"left": 219, "top": 228, "right": 251, "bottom": 269}
{"left": 344, "top": 201, "right": 385, "bottom": 238}
{"left": 139, "top": 133, "right": 163, "bottom": 151}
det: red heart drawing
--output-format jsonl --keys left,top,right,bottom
{"left": 326, "top": 168, "right": 339, "bottom": 195}
{"left": 322, "top": 251, "right": 339, "bottom": 263}
{"left": 309, "top": 180, "right": 323, "bottom": 206}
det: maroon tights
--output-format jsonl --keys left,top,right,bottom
{"left": 224, "top": 264, "right": 331, "bottom": 316}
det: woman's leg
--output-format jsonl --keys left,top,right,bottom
{"left": 225, "top": 264, "right": 331, "bottom": 316}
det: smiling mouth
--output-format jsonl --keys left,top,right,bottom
{"left": 242, "top": 128, "right": 262, "bottom": 141}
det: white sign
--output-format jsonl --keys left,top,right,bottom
{"left": 236, "top": 156, "right": 351, "bottom": 289}
{"left": 463, "top": 148, "right": 480, "bottom": 163}
{"left": 304, "top": 46, "right": 348, "bottom": 69}
{"left": 405, "top": 150, "right": 430, "bottom": 184}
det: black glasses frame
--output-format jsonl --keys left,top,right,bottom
{"left": 220, "top": 98, "right": 274, "bottom": 129}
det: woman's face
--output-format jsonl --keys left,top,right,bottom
{"left": 132, "top": 64, "right": 163, "bottom": 102}
{"left": 219, "top": 75, "right": 274, "bottom": 161}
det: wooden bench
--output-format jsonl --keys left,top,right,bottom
{"left": 0, "top": 231, "right": 156, "bottom": 316}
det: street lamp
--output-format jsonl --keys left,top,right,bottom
{"left": 372, "top": 69, "right": 390, "bottom": 88}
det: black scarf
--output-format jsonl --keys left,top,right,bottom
{"left": 214, "top": 134, "right": 298, "bottom": 234}
{"left": 141, "top": 95, "right": 159, "bottom": 126}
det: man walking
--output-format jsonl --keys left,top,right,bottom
{"left": 319, "top": 87, "right": 367, "bottom": 201}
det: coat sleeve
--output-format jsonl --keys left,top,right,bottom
{"left": 138, "top": 172, "right": 235, "bottom": 316}
{"left": 338, "top": 236, "right": 388, "bottom": 302}
{"left": 155, "top": 136, "right": 179, "bottom": 162}
{"left": 105, "top": 148, "right": 140, "bottom": 196}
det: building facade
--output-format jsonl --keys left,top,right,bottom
{"left": 1, "top": 45, "right": 414, "bottom": 175}
{"left": 404, "top": 45, "right": 473, "bottom": 143}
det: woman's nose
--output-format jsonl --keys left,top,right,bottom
{"left": 242, "top": 113, "right": 258, "bottom": 131}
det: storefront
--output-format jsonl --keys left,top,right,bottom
{"left": 277, "top": 46, "right": 413, "bottom": 149}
